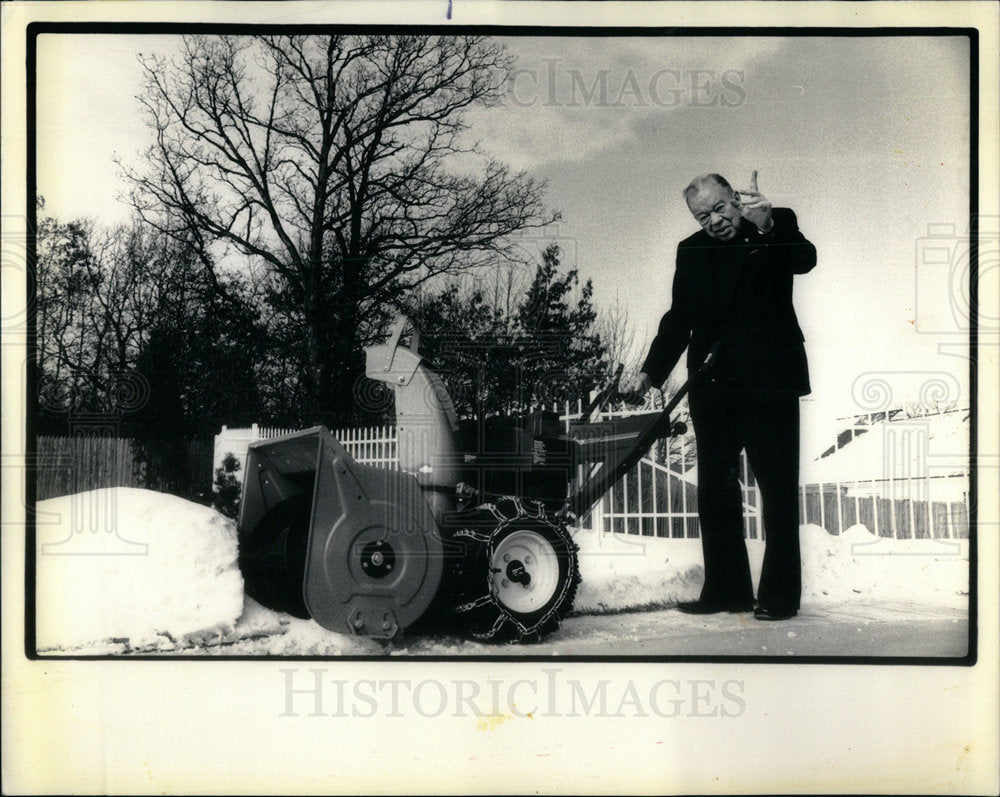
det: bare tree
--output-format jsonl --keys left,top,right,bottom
{"left": 34, "top": 200, "right": 94, "bottom": 413}
{"left": 596, "top": 295, "right": 638, "bottom": 373}
{"left": 122, "top": 34, "right": 557, "bottom": 426}
{"left": 35, "top": 199, "right": 264, "bottom": 434}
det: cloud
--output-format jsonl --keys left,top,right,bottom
{"left": 466, "top": 36, "right": 788, "bottom": 172}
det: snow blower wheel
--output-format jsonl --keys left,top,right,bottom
{"left": 238, "top": 493, "right": 312, "bottom": 619}
{"left": 448, "top": 497, "right": 580, "bottom": 644}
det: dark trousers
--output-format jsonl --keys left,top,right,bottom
{"left": 688, "top": 386, "right": 802, "bottom": 611}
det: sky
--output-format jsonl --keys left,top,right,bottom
{"left": 35, "top": 32, "right": 977, "bottom": 437}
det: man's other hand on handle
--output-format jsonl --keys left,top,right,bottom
{"left": 620, "top": 372, "right": 654, "bottom": 405}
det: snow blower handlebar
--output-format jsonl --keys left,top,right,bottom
{"left": 561, "top": 341, "right": 721, "bottom": 522}
{"left": 577, "top": 363, "right": 626, "bottom": 425}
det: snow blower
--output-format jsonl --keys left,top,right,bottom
{"left": 237, "top": 316, "right": 717, "bottom": 643}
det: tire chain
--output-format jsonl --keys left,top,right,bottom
{"left": 445, "top": 496, "right": 581, "bottom": 644}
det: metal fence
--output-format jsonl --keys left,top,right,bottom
{"left": 214, "top": 403, "right": 970, "bottom": 541}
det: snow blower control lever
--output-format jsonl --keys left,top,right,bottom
{"left": 237, "top": 316, "right": 718, "bottom": 644}
{"left": 560, "top": 341, "right": 720, "bottom": 523}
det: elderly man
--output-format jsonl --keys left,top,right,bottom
{"left": 628, "top": 172, "right": 816, "bottom": 620}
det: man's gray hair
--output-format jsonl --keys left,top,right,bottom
{"left": 683, "top": 173, "right": 735, "bottom": 202}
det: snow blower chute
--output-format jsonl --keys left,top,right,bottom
{"left": 237, "top": 316, "right": 718, "bottom": 643}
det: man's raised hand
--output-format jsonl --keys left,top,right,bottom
{"left": 735, "top": 169, "right": 774, "bottom": 233}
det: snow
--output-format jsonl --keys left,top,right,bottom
{"left": 572, "top": 522, "right": 968, "bottom": 614}
{"left": 573, "top": 526, "right": 704, "bottom": 613}
{"left": 35, "top": 488, "right": 244, "bottom": 652}
{"left": 34, "top": 489, "right": 969, "bottom": 655}
{"left": 798, "top": 523, "right": 968, "bottom": 608}
{"left": 801, "top": 410, "right": 969, "bottom": 490}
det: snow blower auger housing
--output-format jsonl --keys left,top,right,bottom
{"left": 237, "top": 316, "right": 717, "bottom": 644}
{"left": 236, "top": 426, "right": 445, "bottom": 638}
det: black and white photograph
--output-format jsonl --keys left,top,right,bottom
{"left": 27, "top": 26, "right": 977, "bottom": 658}
{"left": 3, "top": 1, "right": 998, "bottom": 794}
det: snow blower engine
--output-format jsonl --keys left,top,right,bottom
{"left": 236, "top": 316, "right": 717, "bottom": 643}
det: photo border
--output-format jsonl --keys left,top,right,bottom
{"left": 5, "top": 4, "right": 998, "bottom": 796}
{"left": 22, "top": 21, "right": 981, "bottom": 665}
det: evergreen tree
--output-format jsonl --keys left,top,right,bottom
{"left": 403, "top": 244, "right": 611, "bottom": 420}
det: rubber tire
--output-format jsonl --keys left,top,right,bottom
{"left": 238, "top": 493, "right": 312, "bottom": 619}
{"left": 445, "top": 496, "right": 580, "bottom": 644}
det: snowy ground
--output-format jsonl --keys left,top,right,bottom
{"left": 34, "top": 488, "right": 970, "bottom": 657}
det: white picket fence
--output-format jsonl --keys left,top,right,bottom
{"left": 214, "top": 423, "right": 398, "bottom": 478}
{"left": 215, "top": 404, "right": 970, "bottom": 540}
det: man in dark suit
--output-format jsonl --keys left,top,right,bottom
{"left": 626, "top": 172, "right": 816, "bottom": 620}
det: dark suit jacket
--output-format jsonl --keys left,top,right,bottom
{"left": 641, "top": 207, "right": 817, "bottom": 395}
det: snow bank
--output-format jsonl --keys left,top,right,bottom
{"left": 35, "top": 488, "right": 244, "bottom": 652}
{"left": 800, "top": 523, "right": 969, "bottom": 609}
{"left": 572, "top": 528, "right": 704, "bottom": 613}
{"left": 570, "top": 522, "right": 968, "bottom": 614}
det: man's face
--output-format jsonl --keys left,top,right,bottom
{"left": 686, "top": 182, "right": 742, "bottom": 241}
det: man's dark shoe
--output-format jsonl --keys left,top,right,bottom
{"left": 677, "top": 599, "right": 754, "bottom": 615}
{"left": 753, "top": 606, "right": 798, "bottom": 621}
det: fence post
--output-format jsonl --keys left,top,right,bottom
{"left": 651, "top": 461, "right": 659, "bottom": 537}
{"left": 871, "top": 478, "right": 880, "bottom": 537}
{"left": 818, "top": 483, "right": 825, "bottom": 532}
{"left": 836, "top": 482, "right": 844, "bottom": 535}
